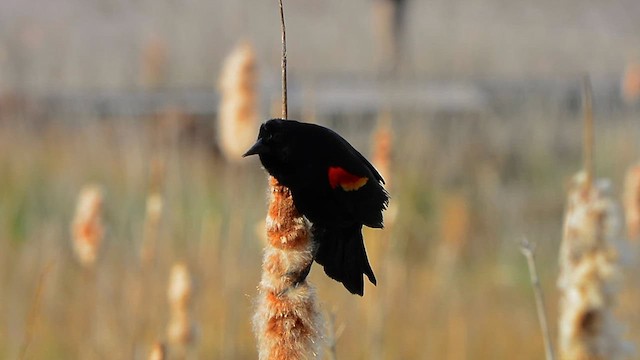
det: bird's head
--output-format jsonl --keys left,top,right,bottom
{"left": 243, "top": 118, "right": 297, "bottom": 165}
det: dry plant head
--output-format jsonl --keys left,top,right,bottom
{"left": 623, "top": 164, "right": 640, "bottom": 241}
{"left": 141, "top": 157, "right": 165, "bottom": 265}
{"left": 371, "top": 111, "right": 399, "bottom": 226}
{"left": 147, "top": 341, "right": 166, "bottom": 360}
{"left": 558, "top": 171, "right": 631, "bottom": 360}
{"left": 167, "top": 262, "right": 197, "bottom": 347}
{"left": 218, "top": 40, "right": 259, "bottom": 162}
{"left": 139, "top": 35, "right": 168, "bottom": 89}
{"left": 71, "top": 184, "right": 105, "bottom": 267}
{"left": 621, "top": 61, "right": 640, "bottom": 104}
{"left": 253, "top": 177, "right": 324, "bottom": 360}
{"left": 371, "top": 111, "right": 393, "bottom": 186}
{"left": 168, "top": 262, "right": 193, "bottom": 309}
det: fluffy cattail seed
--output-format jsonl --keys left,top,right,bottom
{"left": 217, "top": 40, "right": 259, "bottom": 162}
{"left": 558, "top": 172, "right": 631, "bottom": 360}
{"left": 253, "top": 177, "right": 324, "bottom": 360}
{"left": 71, "top": 185, "right": 104, "bottom": 267}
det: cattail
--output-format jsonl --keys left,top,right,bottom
{"left": 558, "top": 172, "right": 630, "bottom": 360}
{"left": 167, "top": 262, "right": 197, "bottom": 348}
{"left": 71, "top": 185, "right": 104, "bottom": 267}
{"left": 147, "top": 341, "right": 166, "bottom": 360}
{"left": 139, "top": 35, "right": 168, "bottom": 89}
{"left": 217, "top": 40, "right": 259, "bottom": 162}
{"left": 371, "top": 111, "right": 398, "bottom": 227}
{"left": 623, "top": 164, "right": 640, "bottom": 241}
{"left": 621, "top": 62, "right": 640, "bottom": 104}
{"left": 371, "top": 111, "right": 393, "bottom": 186}
{"left": 253, "top": 177, "right": 324, "bottom": 360}
{"left": 141, "top": 158, "right": 165, "bottom": 265}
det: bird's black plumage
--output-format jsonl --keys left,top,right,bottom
{"left": 244, "top": 119, "right": 389, "bottom": 295}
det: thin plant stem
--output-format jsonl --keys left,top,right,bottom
{"left": 582, "top": 75, "right": 594, "bottom": 190}
{"left": 278, "top": 0, "right": 288, "bottom": 119}
{"left": 18, "top": 261, "right": 55, "bottom": 360}
{"left": 520, "top": 237, "right": 555, "bottom": 360}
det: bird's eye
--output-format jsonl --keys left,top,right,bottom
{"left": 271, "top": 133, "right": 283, "bottom": 142}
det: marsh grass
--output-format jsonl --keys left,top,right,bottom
{"left": 0, "top": 108, "right": 639, "bottom": 358}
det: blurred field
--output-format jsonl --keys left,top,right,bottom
{"left": 1, "top": 1, "right": 640, "bottom": 359}
{"left": 1, "top": 106, "right": 639, "bottom": 359}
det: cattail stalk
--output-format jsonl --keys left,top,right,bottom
{"left": 557, "top": 172, "right": 630, "bottom": 359}
{"left": 520, "top": 238, "right": 555, "bottom": 360}
{"left": 253, "top": 177, "right": 324, "bottom": 360}
{"left": 71, "top": 185, "right": 105, "bottom": 267}
{"left": 218, "top": 41, "right": 259, "bottom": 162}
{"left": 278, "top": 0, "right": 287, "bottom": 119}
{"left": 18, "top": 262, "right": 54, "bottom": 360}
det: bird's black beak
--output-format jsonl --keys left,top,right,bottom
{"left": 242, "top": 138, "right": 267, "bottom": 157}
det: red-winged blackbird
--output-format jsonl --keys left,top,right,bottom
{"left": 243, "top": 119, "right": 389, "bottom": 296}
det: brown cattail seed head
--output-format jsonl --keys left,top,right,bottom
{"left": 253, "top": 177, "right": 324, "bottom": 360}
{"left": 558, "top": 172, "right": 631, "bottom": 360}
{"left": 218, "top": 40, "right": 259, "bottom": 162}
{"left": 168, "top": 262, "right": 192, "bottom": 309}
{"left": 166, "top": 262, "right": 197, "bottom": 347}
{"left": 621, "top": 61, "right": 640, "bottom": 104}
{"left": 71, "top": 185, "right": 105, "bottom": 267}
{"left": 623, "top": 164, "right": 640, "bottom": 241}
{"left": 147, "top": 341, "right": 166, "bottom": 360}
{"left": 371, "top": 112, "right": 393, "bottom": 186}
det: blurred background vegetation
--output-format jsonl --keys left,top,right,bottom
{"left": 1, "top": 0, "right": 639, "bottom": 359}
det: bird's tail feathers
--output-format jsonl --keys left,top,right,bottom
{"left": 312, "top": 225, "right": 376, "bottom": 296}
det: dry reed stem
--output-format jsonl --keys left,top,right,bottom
{"left": 582, "top": 75, "right": 594, "bottom": 190}
{"left": 324, "top": 309, "right": 344, "bottom": 360}
{"left": 71, "top": 185, "right": 104, "bottom": 267}
{"left": 520, "top": 238, "right": 555, "bottom": 360}
{"left": 278, "top": 0, "right": 287, "bottom": 119}
{"left": 18, "top": 261, "right": 54, "bottom": 360}
{"left": 623, "top": 164, "right": 640, "bottom": 241}
{"left": 218, "top": 40, "right": 259, "bottom": 162}
{"left": 167, "top": 262, "right": 197, "bottom": 348}
{"left": 253, "top": 177, "right": 324, "bottom": 360}
{"left": 558, "top": 172, "right": 630, "bottom": 360}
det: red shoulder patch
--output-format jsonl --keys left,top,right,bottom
{"left": 328, "top": 166, "right": 368, "bottom": 191}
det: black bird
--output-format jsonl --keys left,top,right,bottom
{"left": 243, "top": 119, "right": 389, "bottom": 295}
